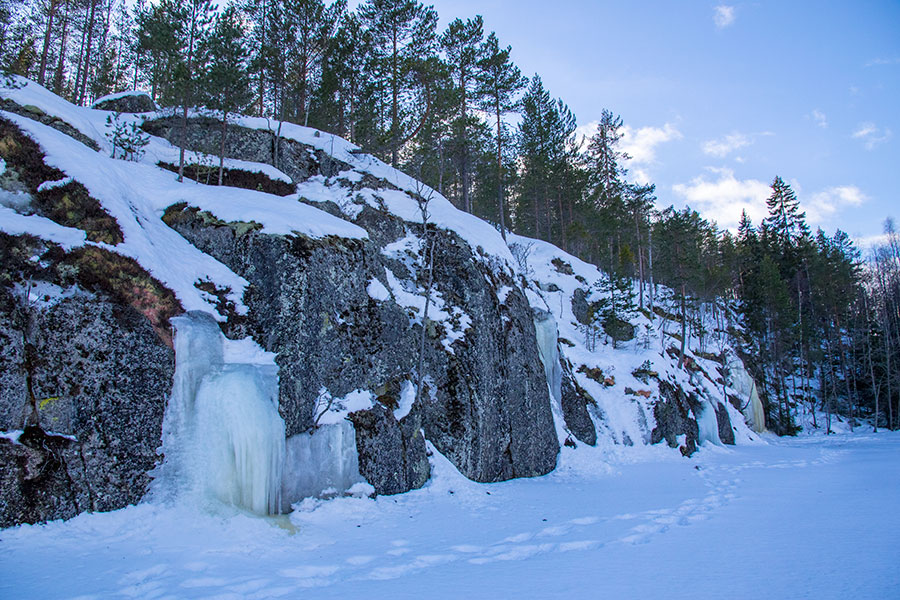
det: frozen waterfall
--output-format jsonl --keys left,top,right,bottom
{"left": 727, "top": 356, "right": 767, "bottom": 434}
{"left": 154, "top": 311, "right": 285, "bottom": 515}
{"left": 533, "top": 309, "right": 562, "bottom": 404}
{"left": 533, "top": 309, "right": 568, "bottom": 443}
{"left": 696, "top": 400, "right": 722, "bottom": 446}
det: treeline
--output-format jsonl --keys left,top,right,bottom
{"left": 2, "top": 0, "right": 897, "bottom": 433}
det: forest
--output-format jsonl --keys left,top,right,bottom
{"left": 2, "top": 0, "right": 899, "bottom": 434}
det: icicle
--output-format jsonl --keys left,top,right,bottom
{"left": 727, "top": 356, "right": 767, "bottom": 434}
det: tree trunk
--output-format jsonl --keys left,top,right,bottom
{"left": 678, "top": 284, "right": 687, "bottom": 369}
{"left": 76, "top": 0, "right": 97, "bottom": 105}
{"left": 496, "top": 102, "right": 506, "bottom": 241}
{"left": 218, "top": 112, "right": 228, "bottom": 186}
{"left": 38, "top": 0, "right": 59, "bottom": 86}
{"left": 53, "top": 0, "right": 71, "bottom": 94}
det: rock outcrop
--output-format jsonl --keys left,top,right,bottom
{"left": 0, "top": 235, "right": 174, "bottom": 526}
{"left": 650, "top": 380, "right": 700, "bottom": 457}
{"left": 164, "top": 198, "right": 559, "bottom": 487}
{"left": 91, "top": 91, "right": 156, "bottom": 113}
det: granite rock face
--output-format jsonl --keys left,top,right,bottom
{"left": 165, "top": 197, "right": 559, "bottom": 488}
{"left": 650, "top": 380, "right": 700, "bottom": 457}
{"left": 715, "top": 402, "right": 736, "bottom": 445}
{"left": 560, "top": 370, "right": 597, "bottom": 446}
{"left": 0, "top": 249, "right": 174, "bottom": 526}
{"left": 349, "top": 404, "right": 429, "bottom": 496}
{"left": 91, "top": 92, "right": 156, "bottom": 113}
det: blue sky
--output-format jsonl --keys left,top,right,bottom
{"left": 355, "top": 0, "right": 899, "bottom": 241}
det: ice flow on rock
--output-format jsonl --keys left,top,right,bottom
{"left": 155, "top": 311, "right": 285, "bottom": 515}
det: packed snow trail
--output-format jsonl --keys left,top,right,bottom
{"left": 2, "top": 433, "right": 899, "bottom": 599}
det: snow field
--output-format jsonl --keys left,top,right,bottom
{"left": 2, "top": 433, "right": 898, "bottom": 599}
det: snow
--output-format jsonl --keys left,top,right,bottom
{"left": 366, "top": 277, "right": 391, "bottom": 302}
{"left": 0, "top": 81, "right": 366, "bottom": 320}
{"left": 0, "top": 205, "right": 87, "bottom": 248}
{"left": 394, "top": 380, "right": 416, "bottom": 421}
{"left": 0, "top": 430, "right": 22, "bottom": 444}
{"left": 36, "top": 176, "right": 73, "bottom": 192}
{"left": 314, "top": 389, "right": 375, "bottom": 426}
{"left": 2, "top": 433, "right": 899, "bottom": 599}
{"left": 0, "top": 189, "right": 32, "bottom": 212}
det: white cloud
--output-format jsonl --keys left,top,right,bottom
{"left": 672, "top": 167, "right": 770, "bottom": 229}
{"left": 811, "top": 109, "right": 827, "bottom": 129}
{"left": 701, "top": 132, "right": 751, "bottom": 158}
{"left": 853, "top": 122, "right": 893, "bottom": 150}
{"left": 805, "top": 186, "right": 867, "bottom": 223}
{"left": 576, "top": 121, "right": 682, "bottom": 167}
{"left": 713, "top": 5, "right": 736, "bottom": 29}
{"left": 865, "top": 57, "right": 900, "bottom": 67}
{"left": 620, "top": 123, "right": 683, "bottom": 164}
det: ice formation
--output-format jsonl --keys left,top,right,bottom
{"left": 281, "top": 421, "right": 363, "bottom": 510}
{"left": 727, "top": 357, "right": 767, "bottom": 433}
{"left": 533, "top": 309, "right": 562, "bottom": 404}
{"left": 696, "top": 400, "right": 722, "bottom": 446}
{"left": 533, "top": 309, "right": 570, "bottom": 443}
{"left": 156, "top": 311, "right": 285, "bottom": 515}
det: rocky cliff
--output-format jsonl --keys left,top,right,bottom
{"left": 0, "top": 80, "right": 758, "bottom": 527}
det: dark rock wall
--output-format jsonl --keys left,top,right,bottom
{"left": 165, "top": 199, "right": 559, "bottom": 489}
{"left": 650, "top": 380, "right": 700, "bottom": 457}
{"left": 0, "top": 277, "right": 173, "bottom": 526}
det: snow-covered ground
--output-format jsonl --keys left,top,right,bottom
{"left": 2, "top": 432, "right": 898, "bottom": 599}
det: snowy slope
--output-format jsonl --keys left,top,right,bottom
{"left": 1, "top": 77, "right": 523, "bottom": 324}
{"left": 510, "top": 233, "right": 760, "bottom": 453}
{"left": 1, "top": 79, "right": 366, "bottom": 320}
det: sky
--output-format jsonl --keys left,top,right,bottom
{"left": 351, "top": 0, "right": 900, "bottom": 242}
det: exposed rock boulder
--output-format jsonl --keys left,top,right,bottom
{"left": 560, "top": 371, "right": 597, "bottom": 446}
{"left": 650, "top": 380, "right": 700, "bottom": 457}
{"left": 715, "top": 401, "right": 736, "bottom": 445}
{"left": 91, "top": 91, "right": 156, "bottom": 113}
{"left": 602, "top": 316, "right": 635, "bottom": 343}
{"left": 571, "top": 288, "right": 591, "bottom": 325}
{"left": 349, "top": 404, "right": 429, "bottom": 496}
{"left": 142, "top": 116, "right": 350, "bottom": 182}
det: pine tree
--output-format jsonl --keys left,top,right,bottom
{"left": 358, "top": 0, "right": 438, "bottom": 167}
{"left": 474, "top": 31, "right": 525, "bottom": 240}
{"left": 285, "top": 0, "right": 346, "bottom": 126}
{"left": 170, "top": 0, "right": 215, "bottom": 182}
{"left": 441, "top": 15, "right": 483, "bottom": 213}
{"left": 201, "top": 5, "right": 252, "bottom": 186}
